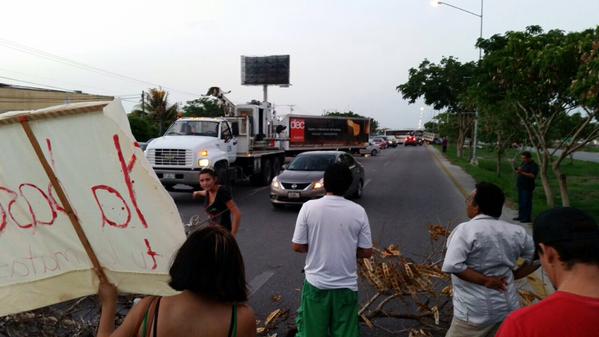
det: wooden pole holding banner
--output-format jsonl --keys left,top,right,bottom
{"left": 18, "top": 116, "right": 108, "bottom": 283}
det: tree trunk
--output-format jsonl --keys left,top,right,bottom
{"left": 554, "top": 167, "right": 570, "bottom": 207}
{"left": 456, "top": 128, "right": 465, "bottom": 158}
{"left": 538, "top": 151, "right": 555, "bottom": 208}
{"left": 552, "top": 155, "right": 571, "bottom": 207}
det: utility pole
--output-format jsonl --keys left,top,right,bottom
{"left": 141, "top": 90, "right": 145, "bottom": 114}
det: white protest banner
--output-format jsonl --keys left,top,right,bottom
{"left": 0, "top": 100, "right": 186, "bottom": 316}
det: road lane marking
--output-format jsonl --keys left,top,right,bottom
{"left": 363, "top": 178, "right": 372, "bottom": 189}
{"left": 248, "top": 270, "right": 276, "bottom": 296}
{"left": 245, "top": 185, "right": 271, "bottom": 198}
{"left": 383, "top": 161, "right": 391, "bottom": 167}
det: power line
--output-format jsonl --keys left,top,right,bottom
{"left": 0, "top": 75, "right": 76, "bottom": 92}
{"left": 0, "top": 37, "right": 202, "bottom": 98}
{"left": 0, "top": 67, "right": 113, "bottom": 95}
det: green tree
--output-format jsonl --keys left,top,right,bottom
{"left": 324, "top": 110, "right": 379, "bottom": 134}
{"left": 183, "top": 96, "right": 225, "bottom": 117}
{"left": 132, "top": 88, "right": 179, "bottom": 135}
{"left": 397, "top": 57, "right": 477, "bottom": 158}
{"left": 477, "top": 26, "right": 599, "bottom": 206}
{"left": 128, "top": 113, "right": 158, "bottom": 141}
{"left": 423, "top": 121, "right": 437, "bottom": 132}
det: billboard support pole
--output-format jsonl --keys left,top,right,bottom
{"left": 263, "top": 84, "right": 268, "bottom": 103}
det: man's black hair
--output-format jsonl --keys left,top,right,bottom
{"left": 534, "top": 207, "right": 599, "bottom": 269}
{"left": 473, "top": 182, "right": 505, "bottom": 218}
{"left": 169, "top": 226, "right": 248, "bottom": 302}
{"left": 324, "top": 162, "right": 353, "bottom": 196}
{"left": 521, "top": 151, "right": 532, "bottom": 159}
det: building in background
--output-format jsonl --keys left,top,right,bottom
{"left": 0, "top": 83, "right": 113, "bottom": 113}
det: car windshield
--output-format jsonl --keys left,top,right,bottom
{"left": 165, "top": 120, "right": 219, "bottom": 136}
{"left": 288, "top": 154, "right": 337, "bottom": 171}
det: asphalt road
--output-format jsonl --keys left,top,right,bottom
{"left": 169, "top": 145, "right": 468, "bottom": 336}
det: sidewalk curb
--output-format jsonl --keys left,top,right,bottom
{"left": 427, "top": 145, "right": 521, "bottom": 224}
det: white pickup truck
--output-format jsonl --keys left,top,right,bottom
{"left": 144, "top": 101, "right": 285, "bottom": 190}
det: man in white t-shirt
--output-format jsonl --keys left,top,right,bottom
{"left": 292, "top": 163, "right": 373, "bottom": 337}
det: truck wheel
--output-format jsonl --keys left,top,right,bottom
{"left": 261, "top": 159, "right": 273, "bottom": 185}
{"left": 272, "top": 158, "right": 282, "bottom": 178}
{"left": 215, "top": 162, "right": 229, "bottom": 186}
{"left": 371, "top": 149, "right": 378, "bottom": 156}
{"left": 250, "top": 158, "right": 272, "bottom": 186}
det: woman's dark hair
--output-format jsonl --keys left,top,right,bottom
{"left": 473, "top": 182, "right": 505, "bottom": 218}
{"left": 324, "top": 162, "right": 353, "bottom": 196}
{"left": 199, "top": 168, "right": 217, "bottom": 178}
{"left": 169, "top": 226, "right": 247, "bottom": 302}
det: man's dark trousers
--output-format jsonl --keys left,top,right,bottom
{"left": 518, "top": 188, "right": 533, "bottom": 222}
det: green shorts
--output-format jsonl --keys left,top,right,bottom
{"left": 295, "top": 280, "right": 359, "bottom": 337}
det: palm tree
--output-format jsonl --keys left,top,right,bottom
{"left": 133, "top": 88, "right": 179, "bottom": 135}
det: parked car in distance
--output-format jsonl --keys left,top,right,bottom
{"left": 371, "top": 137, "right": 388, "bottom": 149}
{"left": 270, "top": 151, "right": 365, "bottom": 208}
{"left": 360, "top": 142, "right": 381, "bottom": 156}
{"left": 404, "top": 135, "right": 419, "bottom": 146}
{"left": 373, "top": 136, "right": 397, "bottom": 148}
{"left": 385, "top": 135, "right": 399, "bottom": 147}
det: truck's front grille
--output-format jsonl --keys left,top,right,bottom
{"left": 281, "top": 182, "right": 311, "bottom": 190}
{"left": 146, "top": 149, "right": 192, "bottom": 166}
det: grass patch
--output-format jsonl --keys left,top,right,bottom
{"left": 581, "top": 145, "right": 599, "bottom": 153}
{"left": 438, "top": 144, "right": 599, "bottom": 221}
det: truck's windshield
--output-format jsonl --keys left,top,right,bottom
{"left": 165, "top": 120, "right": 219, "bottom": 137}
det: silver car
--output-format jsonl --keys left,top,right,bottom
{"left": 270, "top": 151, "right": 365, "bottom": 208}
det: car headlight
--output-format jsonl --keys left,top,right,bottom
{"left": 271, "top": 176, "right": 281, "bottom": 189}
{"left": 198, "top": 149, "right": 208, "bottom": 157}
{"left": 198, "top": 159, "right": 210, "bottom": 167}
{"left": 313, "top": 178, "right": 324, "bottom": 190}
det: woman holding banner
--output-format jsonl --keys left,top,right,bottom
{"left": 96, "top": 226, "right": 256, "bottom": 337}
{"left": 192, "top": 168, "right": 241, "bottom": 237}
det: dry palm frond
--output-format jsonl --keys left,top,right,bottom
{"left": 428, "top": 224, "right": 451, "bottom": 241}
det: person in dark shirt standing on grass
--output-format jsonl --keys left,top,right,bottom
{"left": 514, "top": 151, "right": 539, "bottom": 223}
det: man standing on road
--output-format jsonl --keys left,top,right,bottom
{"left": 514, "top": 151, "right": 539, "bottom": 223}
{"left": 496, "top": 207, "right": 599, "bottom": 337}
{"left": 292, "top": 163, "right": 373, "bottom": 337}
{"left": 442, "top": 182, "right": 538, "bottom": 337}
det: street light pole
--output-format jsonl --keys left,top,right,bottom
{"left": 433, "top": 0, "right": 483, "bottom": 165}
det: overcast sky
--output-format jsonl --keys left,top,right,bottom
{"left": 1, "top": 0, "right": 598, "bottom": 129}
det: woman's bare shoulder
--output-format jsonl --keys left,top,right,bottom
{"left": 236, "top": 303, "right": 257, "bottom": 337}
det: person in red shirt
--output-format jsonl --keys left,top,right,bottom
{"left": 496, "top": 207, "right": 599, "bottom": 337}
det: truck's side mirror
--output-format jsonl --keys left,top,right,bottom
{"left": 282, "top": 163, "right": 288, "bottom": 170}
{"left": 231, "top": 123, "right": 240, "bottom": 136}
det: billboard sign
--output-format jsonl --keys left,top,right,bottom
{"left": 241, "top": 55, "right": 290, "bottom": 85}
